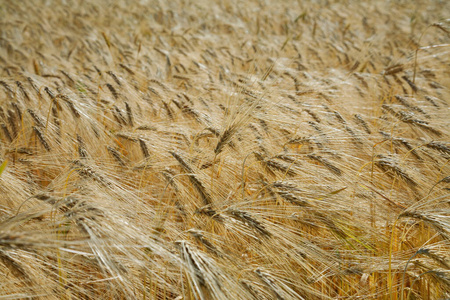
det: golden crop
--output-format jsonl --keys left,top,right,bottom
{"left": 0, "top": 0, "right": 449, "bottom": 299}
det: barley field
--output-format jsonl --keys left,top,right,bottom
{"left": 0, "top": 0, "right": 449, "bottom": 299}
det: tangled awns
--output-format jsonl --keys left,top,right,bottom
{"left": 0, "top": 0, "right": 449, "bottom": 299}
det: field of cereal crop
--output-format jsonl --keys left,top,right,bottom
{"left": 0, "top": 0, "right": 449, "bottom": 299}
